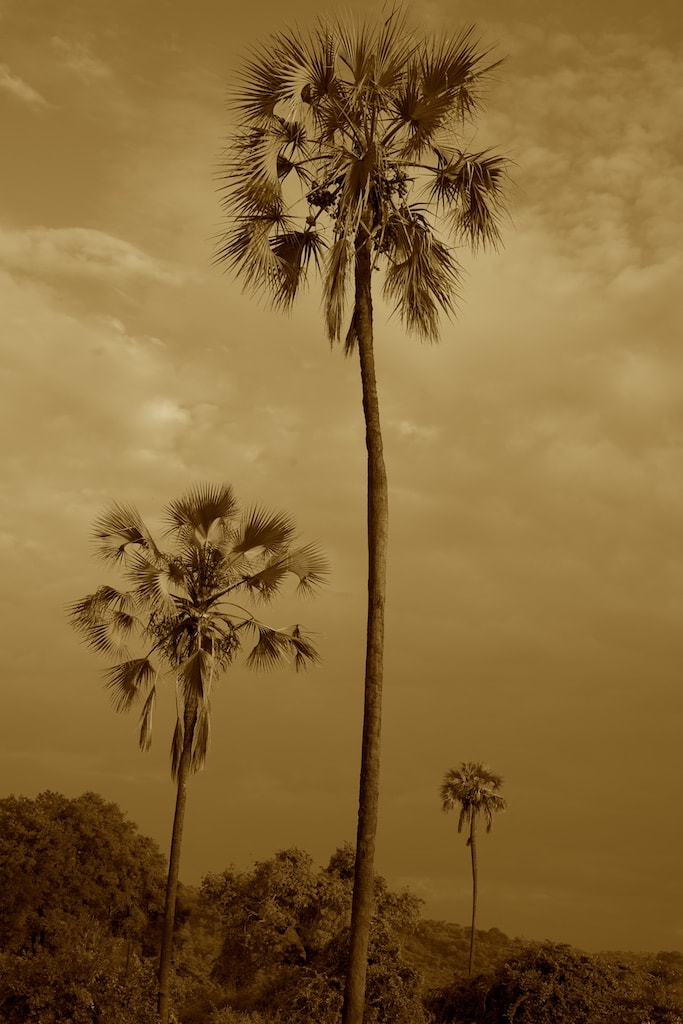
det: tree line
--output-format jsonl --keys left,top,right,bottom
{"left": 1, "top": 791, "right": 681, "bottom": 1024}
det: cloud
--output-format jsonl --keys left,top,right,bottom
{"left": 51, "top": 36, "right": 112, "bottom": 81}
{"left": 0, "top": 225, "right": 191, "bottom": 287}
{"left": 0, "top": 63, "right": 48, "bottom": 108}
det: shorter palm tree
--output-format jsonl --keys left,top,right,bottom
{"left": 68, "top": 483, "right": 328, "bottom": 1024}
{"left": 440, "top": 761, "right": 506, "bottom": 976}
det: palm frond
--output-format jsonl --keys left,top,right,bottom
{"left": 221, "top": 130, "right": 284, "bottom": 216}
{"left": 125, "top": 550, "right": 179, "bottom": 616}
{"left": 232, "top": 42, "right": 292, "bottom": 121}
{"left": 104, "top": 658, "right": 157, "bottom": 713}
{"left": 68, "top": 586, "right": 140, "bottom": 658}
{"left": 371, "top": 7, "right": 416, "bottom": 92}
{"left": 382, "top": 208, "right": 461, "bottom": 339}
{"left": 164, "top": 483, "right": 238, "bottom": 545}
{"left": 244, "top": 624, "right": 295, "bottom": 672}
{"left": 269, "top": 227, "right": 327, "bottom": 308}
{"left": 232, "top": 507, "right": 296, "bottom": 556}
{"left": 220, "top": 117, "right": 315, "bottom": 218}
{"left": 240, "top": 553, "right": 293, "bottom": 601}
{"left": 391, "top": 61, "right": 459, "bottom": 158}
{"left": 215, "top": 208, "right": 284, "bottom": 281}
{"left": 286, "top": 543, "right": 331, "bottom": 597}
{"left": 337, "top": 144, "right": 376, "bottom": 238}
{"left": 92, "top": 502, "right": 160, "bottom": 564}
{"left": 287, "top": 623, "right": 321, "bottom": 670}
{"left": 419, "top": 27, "right": 500, "bottom": 118}
{"left": 428, "top": 149, "right": 508, "bottom": 250}
{"left": 238, "top": 542, "right": 328, "bottom": 601}
{"left": 334, "top": 14, "right": 377, "bottom": 89}
{"left": 178, "top": 647, "right": 215, "bottom": 707}
{"left": 245, "top": 621, "right": 321, "bottom": 672}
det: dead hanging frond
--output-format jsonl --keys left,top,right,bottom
{"left": 323, "top": 236, "right": 354, "bottom": 343}
{"left": 139, "top": 685, "right": 157, "bottom": 752}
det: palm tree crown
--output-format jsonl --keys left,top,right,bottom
{"left": 69, "top": 483, "right": 328, "bottom": 776}
{"left": 441, "top": 761, "right": 507, "bottom": 834}
{"left": 217, "top": 8, "right": 507, "bottom": 346}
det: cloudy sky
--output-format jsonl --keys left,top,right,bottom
{"left": 2, "top": 0, "right": 682, "bottom": 955}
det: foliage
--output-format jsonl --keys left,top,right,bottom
{"left": 427, "top": 942, "right": 683, "bottom": 1024}
{"left": 68, "top": 483, "right": 328, "bottom": 779}
{"left": 217, "top": 7, "right": 508, "bottom": 346}
{"left": 0, "top": 940, "right": 158, "bottom": 1024}
{"left": 0, "top": 792, "right": 165, "bottom": 1024}
{"left": 200, "top": 844, "right": 427, "bottom": 1024}
{"left": 404, "top": 920, "right": 525, "bottom": 989}
{"left": 0, "top": 791, "right": 165, "bottom": 956}
{"left": 440, "top": 763, "right": 507, "bottom": 835}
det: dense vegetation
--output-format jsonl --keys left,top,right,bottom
{"left": 1, "top": 791, "right": 681, "bottom": 1024}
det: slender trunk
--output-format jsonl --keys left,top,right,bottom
{"left": 342, "top": 236, "right": 389, "bottom": 1024}
{"left": 157, "top": 700, "right": 196, "bottom": 1023}
{"left": 468, "top": 815, "right": 478, "bottom": 977}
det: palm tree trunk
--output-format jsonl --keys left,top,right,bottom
{"left": 342, "top": 235, "right": 389, "bottom": 1024}
{"left": 157, "top": 701, "right": 196, "bottom": 1024}
{"left": 468, "top": 815, "right": 478, "bottom": 977}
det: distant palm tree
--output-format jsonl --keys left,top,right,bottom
{"left": 68, "top": 483, "right": 328, "bottom": 1024}
{"left": 440, "top": 761, "right": 507, "bottom": 976}
{"left": 217, "top": 12, "right": 507, "bottom": 1021}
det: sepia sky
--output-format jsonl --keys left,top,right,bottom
{"left": 2, "top": 0, "right": 682, "bottom": 954}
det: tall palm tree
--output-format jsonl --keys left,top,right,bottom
{"left": 440, "top": 761, "right": 507, "bottom": 977}
{"left": 68, "top": 483, "right": 328, "bottom": 1024}
{"left": 217, "top": 12, "right": 508, "bottom": 1022}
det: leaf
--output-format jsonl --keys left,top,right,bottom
{"left": 67, "top": 586, "right": 140, "bottom": 658}
{"left": 178, "top": 648, "right": 215, "bottom": 708}
{"left": 92, "top": 502, "right": 160, "bottom": 564}
{"left": 244, "top": 624, "right": 294, "bottom": 672}
{"left": 164, "top": 483, "right": 238, "bottom": 545}
{"left": 126, "top": 550, "right": 179, "bottom": 616}
{"left": 104, "top": 659, "right": 157, "bottom": 713}
{"left": 287, "top": 623, "right": 321, "bottom": 671}
{"left": 286, "top": 543, "right": 331, "bottom": 597}
{"left": 428, "top": 148, "right": 508, "bottom": 250}
{"left": 382, "top": 208, "right": 462, "bottom": 339}
{"left": 269, "top": 228, "right": 327, "bottom": 309}
{"left": 232, "top": 507, "right": 297, "bottom": 555}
